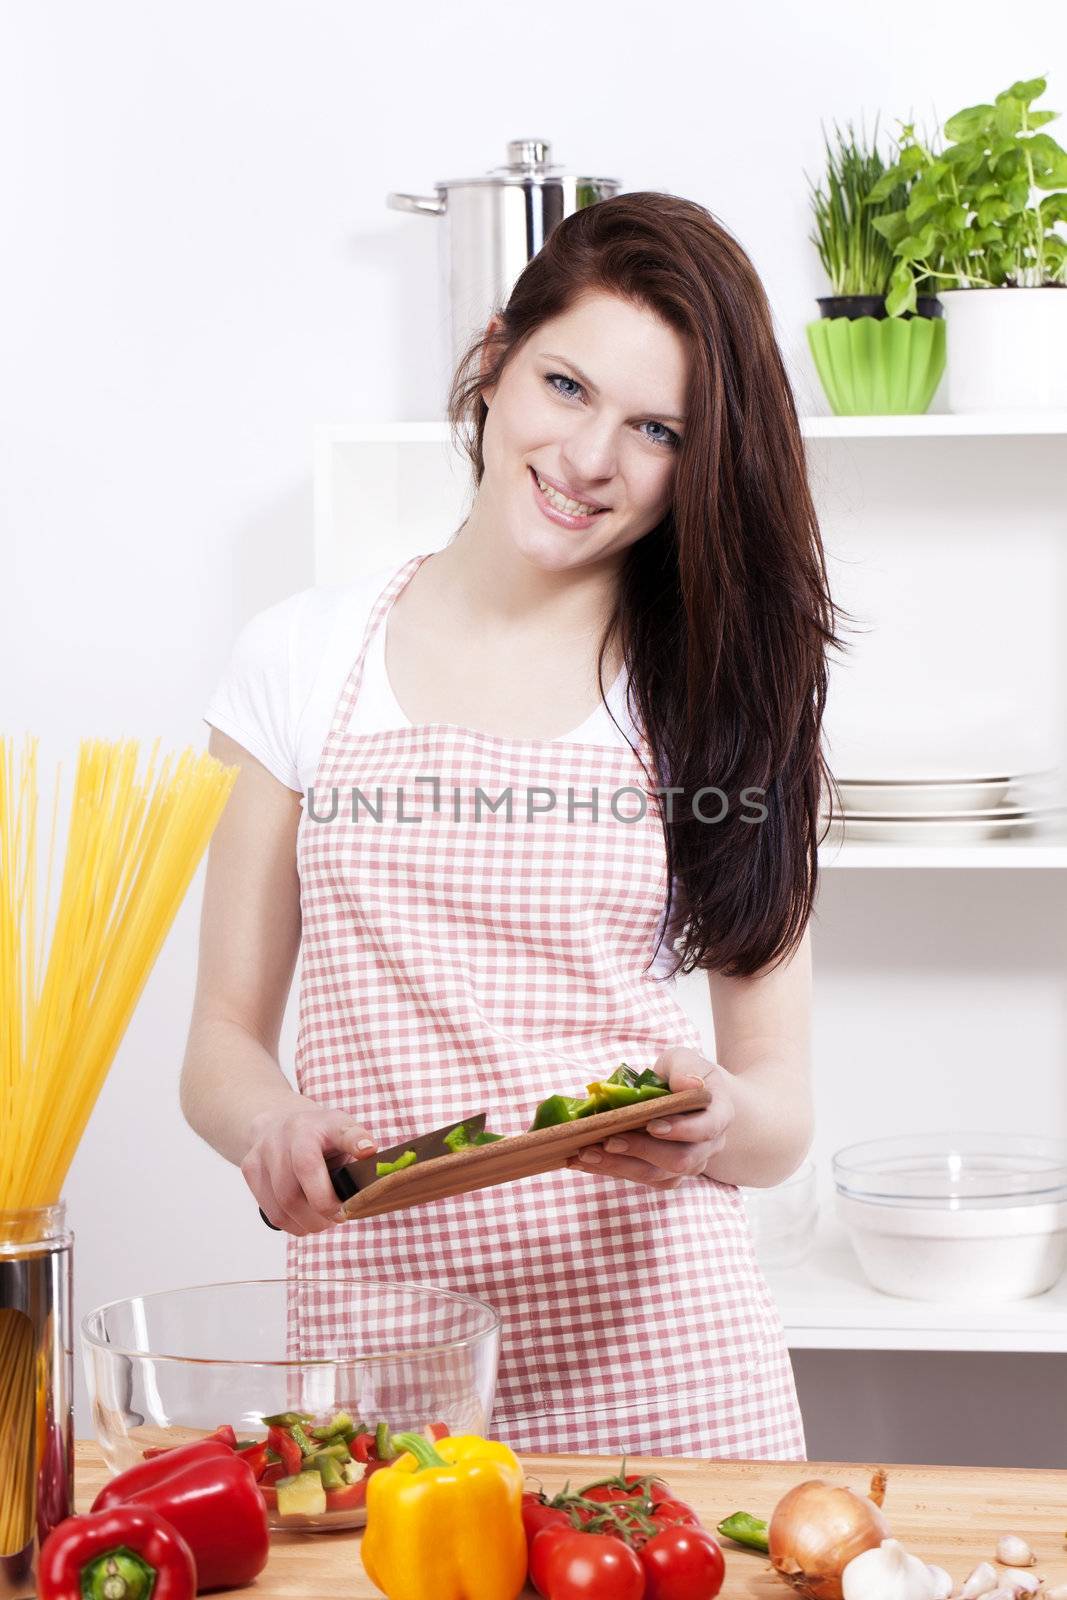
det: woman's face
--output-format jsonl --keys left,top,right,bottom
{"left": 478, "top": 290, "right": 690, "bottom": 575}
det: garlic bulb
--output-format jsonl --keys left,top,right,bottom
{"left": 843, "top": 1539, "right": 940, "bottom": 1600}
{"left": 997, "top": 1538, "right": 1037, "bottom": 1569}
{"left": 927, "top": 1567, "right": 953, "bottom": 1600}
{"left": 959, "top": 1563, "right": 1000, "bottom": 1600}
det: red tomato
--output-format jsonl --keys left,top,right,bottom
{"left": 523, "top": 1493, "right": 570, "bottom": 1548}
{"left": 540, "top": 1529, "right": 644, "bottom": 1600}
{"left": 639, "top": 1525, "right": 725, "bottom": 1600}
{"left": 529, "top": 1523, "right": 573, "bottom": 1598}
{"left": 649, "top": 1497, "right": 701, "bottom": 1530}
{"left": 582, "top": 1476, "right": 672, "bottom": 1504}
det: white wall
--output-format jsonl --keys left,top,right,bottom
{"left": 4, "top": 1, "right": 1065, "bottom": 1456}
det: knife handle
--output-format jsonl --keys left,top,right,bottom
{"left": 258, "top": 1164, "right": 360, "bottom": 1229}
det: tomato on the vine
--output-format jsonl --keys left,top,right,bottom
{"left": 639, "top": 1525, "right": 726, "bottom": 1600}
{"left": 537, "top": 1529, "right": 645, "bottom": 1600}
{"left": 524, "top": 1491, "right": 571, "bottom": 1546}
{"left": 529, "top": 1522, "right": 573, "bottom": 1597}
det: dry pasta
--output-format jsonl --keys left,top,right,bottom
{"left": 0, "top": 735, "right": 237, "bottom": 1555}
{"left": 0, "top": 1308, "right": 36, "bottom": 1555}
{"left": 0, "top": 736, "right": 237, "bottom": 1209}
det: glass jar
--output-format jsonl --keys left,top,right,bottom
{"left": 0, "top": 1203, "right": 73, "bottom": 1600}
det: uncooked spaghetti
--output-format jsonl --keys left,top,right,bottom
{"left": 0, "top": 736, "right": 238, "bottom": 1210}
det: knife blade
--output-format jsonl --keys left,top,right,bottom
{"left": 258, "top": 1112, "right": 488, "bottom": 1229}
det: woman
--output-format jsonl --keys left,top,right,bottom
{"left": 182, "top": 191, "right": 841, "bottom": 1459}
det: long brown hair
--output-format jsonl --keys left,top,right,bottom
{"left": 447, "top": 191, "right": 845, "bottom": 979}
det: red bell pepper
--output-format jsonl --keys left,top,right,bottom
{"left": 100, "top": 1439, "right": 232, "bottom": 1506}
{"left": 38, "top": 1504, "right": 196, "bottom": 1600}
{"left": 93, "top": 1447, "right": 269, "bottom": 1591}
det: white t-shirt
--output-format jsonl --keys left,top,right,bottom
{"left": 203, "top": 560, "right": 685, "bottom": 978}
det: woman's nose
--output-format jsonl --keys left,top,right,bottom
{"left": 560, "top": 422, "right": 617, "bottom": 488}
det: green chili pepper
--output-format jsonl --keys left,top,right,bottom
{"left": 716, "top": 1510, "right": 769, "bottom": 1552}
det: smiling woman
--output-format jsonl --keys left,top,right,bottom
{"left": 185, "top": 190, "right": 843, "bottom": 1464}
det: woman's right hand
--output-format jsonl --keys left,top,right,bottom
{"left": 240, "top": 1100, "right": 379, "bottom": 1235}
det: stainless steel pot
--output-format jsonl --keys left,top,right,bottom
{"left": 387, "top": 139, "right": 620, "bottom": 368}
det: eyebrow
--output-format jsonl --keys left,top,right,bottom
{"left": 537, "top": 352, "right": 686, "bottom": 425}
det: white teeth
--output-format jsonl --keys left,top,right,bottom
{"left": 535, "top": 471, "right": 602, "bottom": 517}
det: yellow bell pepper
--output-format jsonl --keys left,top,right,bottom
{"left": 361, "top": 1431, "right": 527, "bottom": 1600}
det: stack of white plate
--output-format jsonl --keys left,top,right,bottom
{"left": 822, "top": 768, "right": 1062, "bottom": 844}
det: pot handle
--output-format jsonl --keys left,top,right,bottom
{"left": 386, "top": 191, "right": 446, "bottom": 216}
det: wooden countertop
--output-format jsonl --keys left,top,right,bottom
{"left": 75, "top": 1441, "right": 1067, "bottom": 1598}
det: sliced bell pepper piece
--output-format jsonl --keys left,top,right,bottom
{"left": 204, "top": 1423, "right": 238, "bottom": 1449}
{"left": 38, "top": 1504, "right": 196, "bottom": 1600}
{"left": 531, "top": 1094, "right": 591, "bottom": 1129}
{"left": 376, "top": 1149, "right": 418, "bottom": 1176}
{"left": 235, "top": 1439, "right": 270, "bottom": 1479}
{"left": 267, "top": 1423, "right": 302, "bottom": 1476}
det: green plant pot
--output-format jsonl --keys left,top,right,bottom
{"left": 806, "top": 315, "right": 946, "bottom": 415}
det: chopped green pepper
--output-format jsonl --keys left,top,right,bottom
{"left": 375, "top": 1420, "right": 398, "bottom": 1460}
{"left": 310, "top": 1410, "right": 355, "bottom": 1441}
{"left": 584, "top": 1081, "right": 670, "bottom": 1110}
{"left": 376, "top": 1149, "right": 418, "bottom": 1176}
{"left": 289, "top": 1422, "right": 318, "bottom": 1458}
{"left": 261, "top": 1410, "right": 314, "bottom": 1427}
{"left": 531, "top": 1094, "right": 593, "bottom": 1129}
{"left": 444, "top": 1121, "right": 505, "bottom": 1152}
{"left": 716, "top": 1510, "right": 769, "bottom": 1552}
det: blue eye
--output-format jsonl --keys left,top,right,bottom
{"left": 544, "top": 373, "right": 681, "bottom": 449}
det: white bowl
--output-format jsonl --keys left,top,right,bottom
{"left": 836, "top": 1192, "right": 1067, "bottom": 1301}
{"left": 833, "top": 1134, "right": 1067, "bottom": 1301}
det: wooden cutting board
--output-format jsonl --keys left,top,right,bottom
{"left": 74, "top": 1442, "right": 1067, "bottom": 1598}
{"left": 338, "top": 1085, "right": 711, "bottom": 1220}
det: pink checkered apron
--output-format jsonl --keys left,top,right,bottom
{"left": 287, "top": 554, "right": 805, "bottom": 1459}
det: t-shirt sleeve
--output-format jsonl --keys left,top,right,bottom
{"left": 203, "top": 591, "right": 308, "bottom": 792}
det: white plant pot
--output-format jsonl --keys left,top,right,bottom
{"left": 940, "top": 285, "right": 1067, "bottom": 412}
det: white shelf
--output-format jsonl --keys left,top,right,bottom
{"left": 818, "top": 841, "right": 1067, "bottom": 869}
{"left": 768, "top": 1220, "right": 1067, "bottom": 1353}
{"left": 803, "top": 411, "right": 1067, "bottom": 437}
{"left": 316, "top": 414, "right": 1067, "bottom": 446}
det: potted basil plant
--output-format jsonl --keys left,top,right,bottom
{"left": 869, "top": 75, "right": 1067, "bottom": 411}
{"left": 806, "top": 121, "right": 946, "bottom": 415}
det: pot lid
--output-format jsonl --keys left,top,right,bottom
{"left": 433, "top": 138, "right": 618, "bottom": 190}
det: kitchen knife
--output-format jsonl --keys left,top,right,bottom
{"left": 258, "top": 1113, "right": 488, "bottom": 1229}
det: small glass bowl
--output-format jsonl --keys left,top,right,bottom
{"left": 833, "top": 1133, "right": 1067, "bottom": 1209}
{"left": 742, "top": 1160, "right": 818, "bottom": 1269}
{"left": 81, "top": 1278, "right": 500, "bottom": 1531}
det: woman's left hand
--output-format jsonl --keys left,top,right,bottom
{"left": 566, "top": 1047, "right": 735, "bottom": 1189}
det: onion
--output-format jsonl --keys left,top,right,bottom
{"left": 769, "top": 1471, "right": 892, "bottom": 1600}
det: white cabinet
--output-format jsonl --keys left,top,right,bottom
{"left": 313, "top": 417, "right": 1067, "bottom": 1361}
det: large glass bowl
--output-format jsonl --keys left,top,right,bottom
{"left": 82, "top": 1278, "right": 500, "bottom": 1531}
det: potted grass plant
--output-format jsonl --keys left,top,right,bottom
{"left": 869, "top": 75, "right": 1067, "bottom": 411}
{"left": 806, "top": 121, "right": 946, "bottom": 415}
